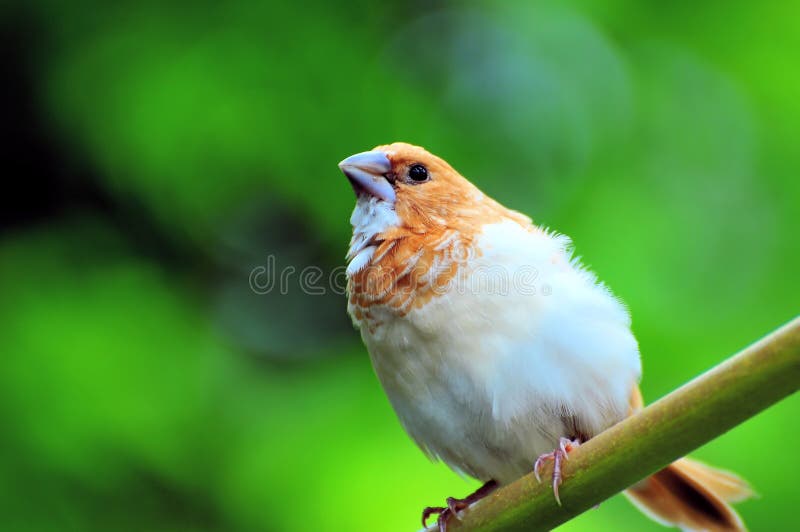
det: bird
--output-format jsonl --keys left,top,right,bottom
{"left": 337, "top": 142, "right": 752, "bottom": 531}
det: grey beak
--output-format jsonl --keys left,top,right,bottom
{"left": 338, "top": 151, "right": 395, "bottom": 203}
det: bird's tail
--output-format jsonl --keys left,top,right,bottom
{"left": 624, "top": 457, "right": 754, "bottom": 531}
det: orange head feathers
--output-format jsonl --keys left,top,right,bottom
{"left": 340, "top": 142, "right": 529, "bottom": 239}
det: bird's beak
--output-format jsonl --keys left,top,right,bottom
{"left": 338, "top": 150, "right": 395, "bottom": 203}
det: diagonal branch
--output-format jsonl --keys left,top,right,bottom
{"left": 441, "top": 317, "right": 800, "bottom": 532}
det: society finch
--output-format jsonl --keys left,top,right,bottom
{"left": 338, "top": 142, "right": 752, "bottom": 531}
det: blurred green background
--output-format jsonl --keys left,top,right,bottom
{"left": 1, "top": 1, "right": 798, "bottom": 530}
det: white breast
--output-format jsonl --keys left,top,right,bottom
{"left": 357, "top": 219, "right": 641, "bottom": 484}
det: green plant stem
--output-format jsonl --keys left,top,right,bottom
{"left": 441, "top": 317, "right": 800, "bottom": 532}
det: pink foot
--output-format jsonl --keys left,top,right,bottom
{"left": 422, "top": 480, "right": 497, "bottom": 531}
{"left": 533, "top": 437, "right": 581, "bottom": 505}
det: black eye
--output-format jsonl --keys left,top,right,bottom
{"left": 407, "top": 163, "right": 429, "bottom": 183}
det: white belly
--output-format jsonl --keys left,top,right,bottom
{"left": 358, "top": 220, "right": 641, "bottom": 484}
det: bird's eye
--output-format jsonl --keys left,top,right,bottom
{"left": 407, "top": 164, "right": 429, "bottom": 183}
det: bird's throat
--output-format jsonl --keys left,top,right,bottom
{"left": 346, "top": 228, "right": 474, "bottom": 328}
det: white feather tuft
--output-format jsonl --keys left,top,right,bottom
{"left": 346, "top": 196, "right": 399, "bottom": 275}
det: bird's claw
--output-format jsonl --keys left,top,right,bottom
{"left": 421, "top": 480, "right": 498, "bottom": 531}
{"left": 421, "top": 506, "right": 447, "bottom": 530}
{"left": 422, "top": 505, "right": 460, "bottom": 532}
{"left": 533, "top": 437, "right": 581, "bottom": 505}
{"left": 446, "top": 497, "right": 466, "bottom": 520}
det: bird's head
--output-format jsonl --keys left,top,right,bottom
{"left": 338, "top": 141, "right": 531, "bottom": 273}
{"left": 338, "top": 142, "right": 486, "bottom": 235}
